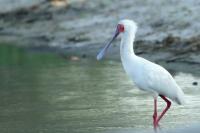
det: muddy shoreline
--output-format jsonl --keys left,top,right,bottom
{"left": 0, "top": 0, "right": 200, "bottom": 74}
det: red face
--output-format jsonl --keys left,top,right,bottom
{"left": 117, "top": 24, "right": 125, "bottom": 32}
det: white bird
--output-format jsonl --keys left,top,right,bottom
{"left": 97, "top": 19, "right": 185, "bottom": 131}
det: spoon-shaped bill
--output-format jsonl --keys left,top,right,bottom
{"left": 97, "top": 42, "right": 111, "bottom": 60}
{"left": 96, "top": 28, "right": 120, "bottom": 60}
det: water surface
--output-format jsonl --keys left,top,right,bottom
{"left": 0, "top": 45, "right": 200, "bottom": 133}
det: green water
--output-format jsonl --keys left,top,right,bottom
{"left": 0, "top": 45, "right": 200, "bottom": 133}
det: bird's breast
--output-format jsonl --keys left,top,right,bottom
{"left": 120, "top": 55, "right": 154, "bottom": 93}
{"left": 120, "top": 54, "right": 141, "bottom": 82}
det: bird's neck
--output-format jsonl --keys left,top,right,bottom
{"left": 120, "top": 30, "right": 136, "bottom": 59}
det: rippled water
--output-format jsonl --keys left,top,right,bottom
{"left": 0, "top": 45, "right": 200, "bottom": 133}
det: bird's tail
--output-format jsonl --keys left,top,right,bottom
{"left": 175, "top": 87, "right": 186, "bottom": 105}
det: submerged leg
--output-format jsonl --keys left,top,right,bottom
{"left": 156, "top": 95, "right": 171, "bottom": 124}
{"left": 153, "top": 98, "right": 158, "bottom": 131}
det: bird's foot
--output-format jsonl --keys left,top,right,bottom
{"left": 154, "top": 122, "right": 162, "bottom": 133}
{"left": 157, "top": 123, "right": 162, "bottom": 130}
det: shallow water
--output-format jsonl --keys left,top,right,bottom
{"left": 0, "top": 45, "right": 200, "bottom": 133}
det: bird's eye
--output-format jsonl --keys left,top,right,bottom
{"left": 118, "top": 24, "right": 124, "bottom": 32}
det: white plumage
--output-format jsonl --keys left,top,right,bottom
{"left": 97, "top": 19, "right": 186, "bottom": 130}
{"left": 119, "top": 19, "right": 185, "bottom": 104}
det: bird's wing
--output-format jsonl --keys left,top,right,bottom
{"left": 143, "top": 62, "right": 178, "bottom": 97}
{"left": 137, "top": 57, "right": 185, "bottom": 104}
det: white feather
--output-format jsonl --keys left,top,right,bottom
{"left": 119, "top": 19, "right": 185, "bottom": 105}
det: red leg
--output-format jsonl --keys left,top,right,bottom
{"left": 156, "top": 95, "right": 171, "bottom": 124}
{"left": 153, "top": 98, "right": 158, "bottom": 131}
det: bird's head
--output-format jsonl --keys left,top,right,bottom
{"left": 97, "top": 19, "right": 137, "bottom": 60}
{"left": 118, "top": 19, "right": 138, "bottom": 34}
